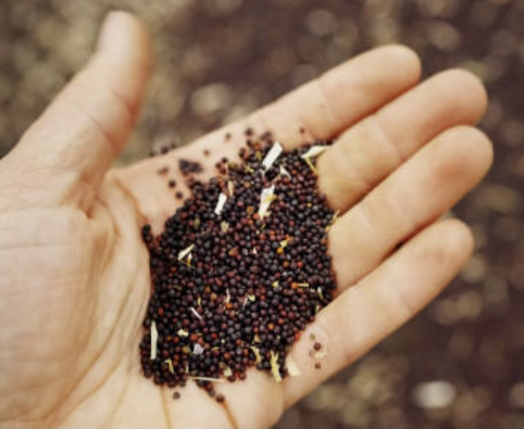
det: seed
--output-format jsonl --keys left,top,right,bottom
{"left": 315, "top": 362, "right": 321, "bottom": 370}
{"left": 168, "top": 180, "right": 177, "bottom": 188}
{"left": 173, "top": 392, "right": 181, "bottom": 399}
{"left": 139, "top": 137, "right": 336, "bottom": 396}
{"left": 179, "top": 159, "right": 203, "bottom": 176}
{"left": 313, "top": 342, "right": 322, "bottom": 351}
{"left": 216, "top": 393, "right": 225, "bottom": 403}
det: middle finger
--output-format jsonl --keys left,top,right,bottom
{"left": 328, "top": 125, "right": 492, "bottom": 290}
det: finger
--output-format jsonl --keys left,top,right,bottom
{"left": 183, "top": 45, "right": 421, "bottom": 154}
{"left": 116, "top": 46, "right": 420, "bottom": 223}
{"left": 283, "top": 218, "right": 474, "bottom": 407}
{"left": 257, "top": 45, "right": 421, "bottom": 147}
{"left": 329, "top": 126, "right": 492, "bottom": 289}
{"left": 0, "top": 12, "right": 150, "bottom": 210}
{"left": 317, "top": 69, "right": 488, "bottom": 211}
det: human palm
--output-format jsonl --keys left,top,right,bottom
{"left": 0, "top": 12, "right": 492, "bottom": 429}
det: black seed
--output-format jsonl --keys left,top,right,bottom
{"left": 139, "top": 137, "right": 336, "bottom": 396}
{"left": 179, "top": 159, "right": 203, "bottom": 176}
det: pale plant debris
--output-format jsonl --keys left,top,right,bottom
{"left": 301, "top": 145, "right": 329, "bottom": 174}
{"left": 286, "top": 356, "right": 301, "bottom": 377}
{"left": 193, "top": 343, "right": 204, "bottom": 355}
{"left": 252, "top": 247, "right": 257, "bottom": 254}
{"left": 227, "top": 181, "right": 235, "bottom": 196}
{"left": 301, "top": 145, "right": 329, "bottom": 159}
{"left": 190, "top": 307, "right": 203, "bottom": 320}
{"left": 279, "top": 238, "right": 293, "bottom": 248}
{"left": 150, "top": 321, "right": 158, "bottom": 360}
{"left": 225, "top": 288, "right": 231, "bottom": 303}
{"left": 258, "top": 185, "right": 276, "bottom": 218}
{"left": 253, "top": 334, "right": 262, "bottom": 343}
{"left": 223, "top": 366, "right": 233, "bottom": 377}
{"left": 279, "top": 165, "right": 291, "bottom": 177}
{"left": 250, "top": 346, "right": 262, "bottom": 364}
{"left": 220, "top": 221, "right": 229, "bottom": 233}
{"left": 197, "top": 296, "right": 202, "bottom": 307}
{"left": 214, "top": 193, "right": 228, "bottom": 215}
{"left": 247, "top": 294, "right": 256, "bottom": 302}
{"left": 317, "top": 287, "right": 325, "bottom": 301}
{"left": 270, "top": 351, "right": 282, "bottom": 383}
{"left": 313, "top": 349, "right": 328, "bottom": 360}
{"left": 165, "top": 358, "right": 175, "bottom": 374}
{"left": 191, "top": 376, "right": 225, "bottom": 383}
{"left": 177, "top": 329, "right": 189, "bottom": 337}
{"left": 178, "top": 258, "right": 195, "bottom": 269}
{"left": 309, "top": 333, "right": 316, "bottom": 341}
{"left": 193, "top": 218, "right": 201, "bottom": 229}
{"left": 178, "top": 244, "right": 195, "bottom": 261}
{"left": 272, "top": 281, "right": 279, "bottom": 288}
{"left": 262, "top": 141, "right": 283, "bottom": 170}
{"left": 296, "top": 282, "right": 310, "bottom": 288}
{"left": 303, "top": 157, "right": 318, "bottom": 174}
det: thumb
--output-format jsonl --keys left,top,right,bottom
{"left": 0, "top": 11, "right": 151, "bottom": 211}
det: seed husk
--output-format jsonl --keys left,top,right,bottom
{"left": 150, "top": 321, "right": 158, "bottom": 360}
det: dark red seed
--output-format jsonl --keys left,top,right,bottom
{"left": 216, "top": 393, "right": 225, "bottom": 403}
{"left": 139, "top": 137, "right": 336, "bottom": 395}
{"left": 313, "top": 342, "right": 322, "bottom": 351}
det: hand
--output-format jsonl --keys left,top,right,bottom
{"left": 0, "top": 12, "right": 492, "bottom": 428}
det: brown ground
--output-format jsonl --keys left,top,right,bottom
{"left": 1, "top": 0, "right": 524, "bottom": 427}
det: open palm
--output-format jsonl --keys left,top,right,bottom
{"left": 0, "top": 12, "right": 492, "bottom": 429}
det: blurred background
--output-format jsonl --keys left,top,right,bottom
{"left": 1, "top": 0, "right": 524, "bottom": 427}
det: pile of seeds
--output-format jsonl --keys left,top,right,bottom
{"left": 140, "top": 137, "right": 337, "bottom": 399}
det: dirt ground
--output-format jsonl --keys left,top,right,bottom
{"left": 1, "top": 0, "right": 524, "bottom": 427}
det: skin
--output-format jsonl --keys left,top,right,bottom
{"left": 0, "top": 12, "right": 493, "bottom": 429}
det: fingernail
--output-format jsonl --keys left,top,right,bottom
{"left": 97, "top": 11, "right": 128, "bottom": 52}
